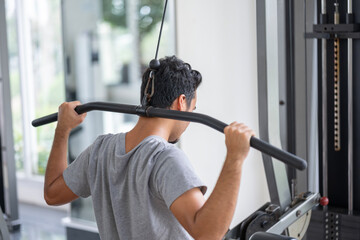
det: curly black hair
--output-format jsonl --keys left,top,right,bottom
{"left": 141, "top": 56, "right": 202, "bottom": 108}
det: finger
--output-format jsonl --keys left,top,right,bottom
{"left": 65, "top": 101, "right": 81, "bottom": 110}
{"left": 236, "top": 123, "right": 249, "bottom": 131}
{"left": 239, "top": 125, "right": 254, "bottom": 133}
{"left": 236, "top": 124, "right": 248, "bottom": 131}
{"left": 244, "top": 130, "right": 255, "bottom": 141}
{"left": 71, "top": 100, "right": 81, "bottom": 105}
{"left": 59, "top": 102, "right": 67, "bottom": 110}
{"left": 80, "top": 112, "right": 87, "bottom": 120}
{"left": 229, "top": 121, "right": 240, "bottom": 127}
{"left": 224, "top": 125, "right": 230, "bottom": 135}
{"left": 227, "top": 123, "right": 243, "bottom": 132}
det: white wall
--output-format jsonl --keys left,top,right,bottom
{"left": 176, "top": 0, "right": 270, "bottom": 227}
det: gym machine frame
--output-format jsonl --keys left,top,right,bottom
{"left": 304, "top": 0, "right": 360, "bottom": 239}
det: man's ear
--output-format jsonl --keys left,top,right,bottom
{"left": 171, "top": 94, "right": 187, "bottom": 111}
{"left": 177, "top": 94, "right": 188, "bottom": 111}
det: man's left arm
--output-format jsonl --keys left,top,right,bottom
{"left": 44, "top": 101, "right": 87, "bottom": 205}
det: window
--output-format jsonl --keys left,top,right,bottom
{"left": 6, "top": 0, "right": 23, "bottom": 172}
{"left": 7, "top": 0, "right": 65, "bottom": 177}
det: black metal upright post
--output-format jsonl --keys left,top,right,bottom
{"left": 0, "top": 136, "right": 4, "bottom": 213}
{"left": 285, "top": 0, "right": 297, "bottom": 188}
{"left": 352, "top": 0, "right": 360, "bottom": 214}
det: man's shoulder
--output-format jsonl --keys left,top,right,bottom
{"left": 155, "top": 143, "right": 188, "bottom": 164}
{"left": 87, "top": 133, "right": 124, "bottom": 154}
{"left": 93, "top": 133, "right": 123, "bottom": 145}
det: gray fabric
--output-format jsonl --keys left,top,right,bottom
{"left": 63, "top": 133, "right": 207, "bottom": 240}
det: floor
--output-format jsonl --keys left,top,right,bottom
{"left": 10, "top": 203, "right": 67, "bottom": 240}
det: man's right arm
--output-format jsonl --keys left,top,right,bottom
{"left": 170, "top": 122, "right": 254, "bottom": 240}
{"left": 44, "top": 101, "right": 87, "bottom": 205}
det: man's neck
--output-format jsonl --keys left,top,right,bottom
{"left": 125, "top": 117, "right": 174, "bottom": 153}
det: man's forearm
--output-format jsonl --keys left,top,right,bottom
{"left": 193, "top": 156, "right": 243, "bottom": 239}
{"left": 44, "top": 128, "right": 70, "bottom": 191}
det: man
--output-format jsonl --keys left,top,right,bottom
{"left": 44, "top": 56, "right": 254, "bottom": 240}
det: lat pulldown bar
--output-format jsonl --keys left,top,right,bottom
{"left": 32, "top": 102, "right": 307, "bottom": 171}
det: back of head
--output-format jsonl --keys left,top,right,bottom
{"left": 141, "top": 56, "right": 202, "bottom": 108}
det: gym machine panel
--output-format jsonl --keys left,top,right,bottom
{"left": 304, "top": 0, "right": 360, "bottom": 239}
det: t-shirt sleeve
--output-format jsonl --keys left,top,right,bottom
{"left": 63, "top": 144, "right": 92, "bottom": 198}
{"left": 153, "top": 147, "right": 207, "bottom": 209}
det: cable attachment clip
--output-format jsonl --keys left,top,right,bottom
{"left": 142, "top": 70, "right": 156, "bottom": 106}
{"left": 142, "top": 59, "right": 161, "bottom": 106}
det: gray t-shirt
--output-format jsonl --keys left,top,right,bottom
{"left": 63, "top": 133, "right": 207, "bottom": 240}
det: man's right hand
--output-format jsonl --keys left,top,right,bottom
{"left": 224, "top": 122, "right": 255, "bottom": 164}
{"left": 56, "top": 101, "right": 87, "bottom": 133}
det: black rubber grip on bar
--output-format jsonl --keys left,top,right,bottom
{"left": 32, "top": 102, "right": 307, "bottom": 170}
{"left": 74, "top": 102, "right": 145, "bottom": 116}
{"left": 31, "top": 102, "right": 147, "bottom": 127}
{"left": 250, "top": 137, "right": 307, "bottom": 170}
{"left": 32, "top": 113, "right": 59, "bottom": 127}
